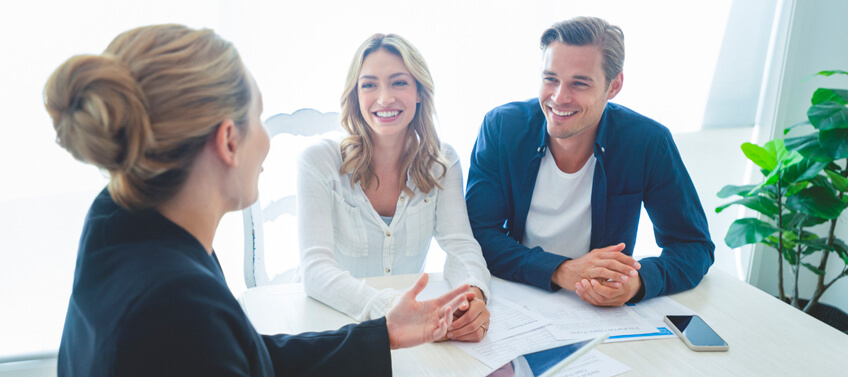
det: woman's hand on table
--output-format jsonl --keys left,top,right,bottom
{"left": 446, "top": 286, "right": 490, "bottom": 342}
{"left": 385, "top": 273, "right": 475, "bottom": 349}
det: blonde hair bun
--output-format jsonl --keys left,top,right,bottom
{"left": 43, "top": 24, "right": 250, "bottom": 211}
{"left": 45, "top": 54, "right": 152, "bottom": 173}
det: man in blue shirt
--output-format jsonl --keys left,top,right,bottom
{"left": 466, "top": 16, "right": 714, "bottom": 306}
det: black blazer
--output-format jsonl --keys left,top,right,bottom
{"left": 58, "top": 189, "right": 391, "bottom": 376}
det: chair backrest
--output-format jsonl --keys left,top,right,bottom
{"left": 243, "top": 108, "right": 342, "bottom": 288}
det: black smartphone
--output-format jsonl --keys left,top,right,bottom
{"left": 664, "top": 315, "right": 729, "bottom": 352}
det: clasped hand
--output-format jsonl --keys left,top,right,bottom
{"left": 553, "top": 243, "right": 642, "bottom": 307}
{"left": 445, "top": 286, "right": 490, "bottom": 342}
{"left": 384, "top": 273, "right": 476, "bottom": 349}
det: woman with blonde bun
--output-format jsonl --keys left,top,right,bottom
{"left": 297, "top": 34, "right": 492, "bottom": 342}
{"left": 46, "top": 24, "right": 474, "bottom": 376}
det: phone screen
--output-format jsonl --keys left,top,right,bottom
{"left": 666, "top": 315, "right": 727, "bottom": 347}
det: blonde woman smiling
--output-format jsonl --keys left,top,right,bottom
{"left": 297, "top": 34, "right": 491, "bottom": 342}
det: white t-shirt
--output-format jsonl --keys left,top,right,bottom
{"left": 522, "top": 151, "right": 595, "bottom": 259}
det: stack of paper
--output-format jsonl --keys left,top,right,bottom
{"left": 419, "top": 277, "right": 697, "bottom": 376}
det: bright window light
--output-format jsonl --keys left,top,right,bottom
{"left": 0, "top": 0, "right": 738, "bottom": 358}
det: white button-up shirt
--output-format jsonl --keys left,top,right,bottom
{"left": 297, "top": 139, "right": 491, "bottom": 320}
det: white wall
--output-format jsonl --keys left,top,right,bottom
{"left": 673, "top": 128, "right": 756, "bottom": 278}
{"left": 749, "top": 0, "right": 848, "bottom": 313}
{"left": 702, "top": 0, "right": 776, "bottom": 128}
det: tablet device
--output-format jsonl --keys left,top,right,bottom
{"left": 486, "top": 333, "right": 609, "bottom": 377}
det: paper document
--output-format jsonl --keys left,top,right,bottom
{"left": 537, "top": 303, "right": 657, "bottom": 340}
{"left": 555, "top": 350, "right": 631, "bottom": 377}
{"left": 490, "top": 278, "right": 657, "bottom": 340}
{"left": 485, "top": 299, "right": 551, "bottom": 342}
{"left": 490, "top": 277, "right": 566, "bottom": 309}
{"left": 605, "top": 295, "right": 695, "bottom": 342}
{"left": 427, "top": 277, "right": 696, "bottom": 372}
{"left": 453, "top": 327, "right": 576, "bottom": 369}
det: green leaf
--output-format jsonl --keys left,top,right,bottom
{"left": 802, "top": 262, "right": 826, "bottom": 275}
{"left": 798, "top": 238, "right": 835, "bottom": 252}
{"left": 819, "top": 128, "right": 848, "bottom": 159}
{"left": 825, "top": 170, "right": 848, "bottom": 191}
{"left": 784, "top": 134, "right": 835, "bottom": 162}
{"left": 741, "top": 142, "right": 777, "bottom": 171}
{"left": 833, "top": 238, "right": 848, "bottom": 253}
{"left": 809, "top": 175, "right": 836, "bottom": 193}
{"left": 782, "top": 213, "right": 804, "bottom": 229}
{"left": 812, "top": 70, "right": 848, "bottom": 78}
{"left": 779, "top": 236, "right": 797, "bottom": 253}
{"left": 783, "top": 246, "right": 798, "bottom": 265}
{"left": 808, "top": 101, "right": 848, "bottom": 130}
{"left": 725, "top": 218, "right": 780, "bottom": 248}
{"left": 782, "top": 159, "right": 828, "bottom": 184}
{"left": 786, "top": 182, "right": 809, "bottom": 197}
{"left": 801, "top": 231, "right": 821, "bottom": 241}
{"left": 802, "top": 247, "right": 820, "bottom": 256}
{"left": 715, "top": 196, "right": 779, "bottom": 218}
{"left": 762, "top": 185, "right": 779, "bottom": 197}
{"left": 833, "top": 239, "right": 848, "bottom": 265}
{"left": 762, "top": 236, "right": 779, "bottom": 249}
{"left": 801, "top": 215, "right": 828, "bottom": 228}
{"left": 768, "top": 139, "right": 793, "bottom": 166}
{"left": 811, "top": 88, "right": 848, "bottom": 106}
{"left": 763, "top": 168, "right": 780, "bottom": 185}
{"left": 781, "top": 230, "right": 801, "bottom": 242}
{"left": 760, "top": 148, "right": 802, "bottom": 186}
{"left": 782, "top": 150, "right": 805, "bottom": 167}
{"left": 717, "top": 184, "right": 760, "bottom": 198}
{"left": 785, "top": 186, "right": 845, "bottom": 219}
{"left": 784, "top": 120, "right": 812, "bottom": 135}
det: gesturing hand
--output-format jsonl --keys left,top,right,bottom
{"left": 385, "top": 273, "right": 475, "bottom": 349}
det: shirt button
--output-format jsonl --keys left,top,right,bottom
{"left": 424, "top": 198, "right": 429, "bottom": 203}
{"left": 386, "top": 231, "right": 391, "bottom": 236}
{"left": 385, "top": 268, "right": 391, "bottom": 273}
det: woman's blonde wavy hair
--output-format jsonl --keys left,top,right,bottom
{"left": 339, "top": 33, "right": 446, "bottom": 196}
{"left": 44, "top": 24, "right": 251, "bottom": 211}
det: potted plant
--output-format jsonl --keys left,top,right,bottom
{"left": 716, "top": 70, "right": 848, "bottom": 328}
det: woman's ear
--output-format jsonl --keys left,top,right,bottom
{"left": 212, "top": 119, "right": 239, "bottom": 167}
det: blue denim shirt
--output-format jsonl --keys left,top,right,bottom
{"left": 466, "top": 99, "right": 714, "bottom": 302}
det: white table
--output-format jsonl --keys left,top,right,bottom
{"left": 239, "top": 270, "right": 848, "bottom": 376}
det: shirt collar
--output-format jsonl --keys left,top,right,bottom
{"left": 594, "top": 103, "right": 612, "bottom": 157}
{"left": 536, "top": 117, "right": 548, "bottom": 156}
{"left": 538, "top": 103, "right": 613, "bottom": 157}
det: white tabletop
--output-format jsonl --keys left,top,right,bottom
{"left": 239, "top": 270, "right": 848, "bottom": 376}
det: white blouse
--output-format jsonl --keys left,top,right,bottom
{"left": 296, "top": 139, "right": 491, "bottom": 321}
